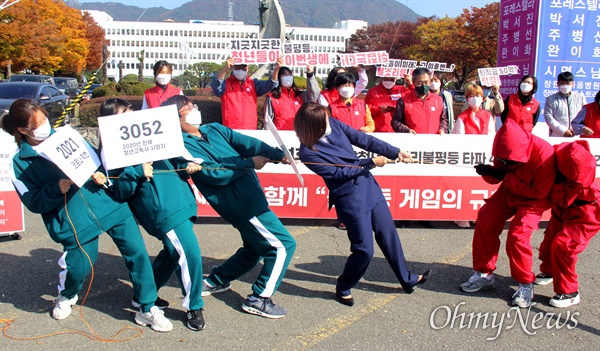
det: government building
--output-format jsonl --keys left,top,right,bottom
{"left": 85, "top": 10, "right": 367, "bottom": 80}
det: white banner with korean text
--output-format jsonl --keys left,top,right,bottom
{"left": 191, "top": 131, "right": 600, "bottom": 221}
{"left": 0, "top": 129, "right": 24, "bottom": 234}
{"left": 98, "top": 105, "right": 188, "bottom": 170}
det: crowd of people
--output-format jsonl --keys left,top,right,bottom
{"left": 1, "top": 60, "right": 599, "bottom": 333}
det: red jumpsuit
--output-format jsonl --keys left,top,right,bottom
{"left": 538, "top": 140, "right": 600, "bottom": 294}
{"left": 473, "top": 119, "right": 555, "bottom": 284}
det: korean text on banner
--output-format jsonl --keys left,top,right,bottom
{"left": 98, "top": 104, "right": 187, "bottom": 170}
{"left": 33, "top": 125, "right": 101, "bottom": 188}
{"left": 0, "top": 129, "right": 25, "bottom": 234}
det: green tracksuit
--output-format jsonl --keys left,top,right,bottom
{"left": 173, "top": 123, "right": 296, "bottom": 298}
{"left": 107, "top": 160, "right": 204, "bottom": 311}
{"left": 10, "top": 138, "right": 158, "bottom": 313}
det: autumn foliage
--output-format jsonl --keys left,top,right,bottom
{"left": 0, "top": 0, "right": 106, "bottom": 76}
{"left": 349, "top": 2, "right": 500, "bottom": 88}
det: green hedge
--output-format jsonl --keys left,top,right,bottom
{"left": 92, "top": 81, "right": 155, "bottom": 98}
{"left": 78, "top": 95, "right": 267, "bottom": 128}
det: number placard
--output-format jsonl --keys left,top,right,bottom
{"left": 35, "top": 125, "right": 102, "bottom": 188}
{"left": 98, "top": 104, "right": 187, "bottom": 170}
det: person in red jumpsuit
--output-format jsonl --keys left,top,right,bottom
{"left": 535, "top": 140, "right": 600, "bottom": 307}
{"left": 460, "top": 119, "right": 555, "bottom": 309}
{"left": 365, "top": 76, "right": 411, "bottom": 132}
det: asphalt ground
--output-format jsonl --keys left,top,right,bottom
{"left": 0, "top": 210, "right": 598, "bottom": 350}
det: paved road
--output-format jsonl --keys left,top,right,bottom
{"left": 1, "top": 210, "right": 598, "bottom": 350}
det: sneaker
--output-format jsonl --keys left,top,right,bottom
{"left": 242, "top": 295, "right": 286, "bottom": 319}
{"left": 534, "top": 273, "right": 553, "bottom": 286}
{"left": 135, "top": 306, "right": 173, "bottom": 332}
{"left": 460, "top": 272, "right": 495, "bottom": 293}
{"left": 512, "top": 283, "right": 534, "bottom": 308}
{"left": 455, "top": 221, "right": 470, "bottom": 228}
{"left": 52, "top": 294, "right": 78, "bottom": 320}
{"left": 131, "top": 296, "right": 170, "bottom": 310}
{"left": 201, "top": 280, "right": 231, "bottom": 297}
{"left": 549, "top": 292, "right": 580, "bottom": 308}
{"left": 336, "top": 222, "right": 347, "bottom": 230}
{"left": 186, "top": 309, "right": 206, "bottom": 331}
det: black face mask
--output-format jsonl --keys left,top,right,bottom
{"left": 415, "top": 85, "right": 430, "bottom": 96}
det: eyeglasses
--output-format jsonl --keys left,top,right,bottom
{"left": 179, "top": 103, "right": 198, "bottom": 114}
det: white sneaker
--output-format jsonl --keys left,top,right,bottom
{"left": 135, "top": 306, "right": 173, "bottom": 332}
{"left": 455, "top": 221, "right": 470, "bottom": 228}
{"left": 52, "top": 294, "right": 78, "bottom": 320}
{"left": 549, "top": 292, "right": 580, "bottom": 308}
{"left": 534, "top": 273, "right": 553, "bottom": 286}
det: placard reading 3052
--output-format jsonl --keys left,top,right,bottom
{"left": 120, "top": 121, "right": 163, "bottom": 140}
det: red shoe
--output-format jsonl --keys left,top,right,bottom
{"left": 337, "top": 222, "right": 346, "bottom": 230}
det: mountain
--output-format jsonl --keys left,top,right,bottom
{"left": 68, "top": 0, "right": 421, "bottom": 27}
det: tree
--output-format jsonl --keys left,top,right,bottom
{"left": 404, "top": 2, "right": 500, "bottom": 88}
{"left": 82, "top": 11, "right": 108, "bottom": 71}
{"left": 0, "top": 0, "right": 91, "bottom": 75}
{"left": 185, "top": 62, "right": 221, "bottom": 88}
{"left": 138, "top": 50, "right": 145, "bottom": 82}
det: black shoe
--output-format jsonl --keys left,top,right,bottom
{"left": 335, "top": 291, "right": 354, "bottom": 306}
{"left": 187, "top": 309, "right": 206, "bottom": 331}
{"left": 131, "top": 296, "right": 170, "bottom": 310}
{"left": 405, "top": 269, "right": 431, "bottom": 294}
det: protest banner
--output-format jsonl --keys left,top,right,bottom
{"left": 339, "top": 51, "right": 389, "bottom": 67}
{"left": 190, "top": 131, "right": 600, "bottom": 221}
{"left": 0, "top": 130, "right": 24, "bottom": 235}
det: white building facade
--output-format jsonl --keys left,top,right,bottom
{"left": 85, "top": 10, "right": 367, "bottom": 80}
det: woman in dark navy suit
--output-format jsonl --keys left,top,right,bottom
{"left": 294, "top": 103, "right": 430, "bottom": 306}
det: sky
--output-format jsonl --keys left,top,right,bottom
{"left": 77, "top": 0, "right": 497, "bottom": 19}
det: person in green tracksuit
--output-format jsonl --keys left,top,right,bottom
{"left": 163, "top": 95, "right": 296, "bottom": 319}
{"left": 0, "top": 99, "right": 172, "bottom": 332}
{"left": 94, "top": 98, "right": 205, "bottom": 331}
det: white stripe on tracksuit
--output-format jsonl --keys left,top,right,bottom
{"left": 249, "top": 216, "right": 287, "bottom": 297}
{"left": 165, "top": 229, "right": 192, "bottom": 310}
{"left": 57, "top": 251, "right": 68, "bottom": 295}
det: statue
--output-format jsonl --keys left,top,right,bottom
{"left": 252, "top": 0, "right": 287, "bottom": 79}
{"left": 258, "top": 0, "right": 271, "bottom": 34}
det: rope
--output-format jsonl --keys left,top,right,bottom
{"left": 0, "top": 196, "right": 143, "bottom": 342}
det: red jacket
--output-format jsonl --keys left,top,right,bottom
{"left": 455, "top": 109, "right": 494, "bottom": 135}
{"left": 552, "top": 140, "right": 600, "bottom": 210}
{"left": 581, "top": 102, "right": 600, "bottom": 138}
{"left": 365, "top": 83, "right": 408, "bottom": 132}
{"left": 144, "top": 84, "right": 182, "bottom": 109}
{"left": 320, "top": 89, "right": 338, "bottom": 105}
{"left": 268, "top": 88, "right": 304, "bottom": 130}
{"left": 221, "top": 76, "right": 259, "bottom": 129}
{"left": 402, "top": 91, "right": 444, "bottom": 134}
{"left": 505, "top": 94, "right": 540, "bottom": 132}
{"left": 487, "top": 119, "right": 555, "bottom": 208}
{"left": 329, "top": 97, "right": 367, "bottom": 131}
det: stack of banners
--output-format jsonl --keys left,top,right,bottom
{"left": 189, "top": 131, "right": 600, "bottom": 221}
{"left": 0, "top": 129, "right": 24, "bottom": 234}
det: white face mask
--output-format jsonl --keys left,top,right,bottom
{"left": 520, "top": 82, "right": 533, "bottom": 93}
{"left": 382, "top": 80, "right": 395, "bottom": 89}
{"left": 185, "top": 108, "right": 202, "bottom": 128}
{"left": 338, "top": 86, "right": 354, "bottom": 99}
{"left": 233, "top": 69, "right": 247, "bottom": 81}
{"left": 28, "top": 118, "right": 51, "bottom": 141}
{"left": 156, "top": 73, "right": 171, "bottom": 85}
{"left": 281, "top": 76, "right": 294, "bottom": 88}
{"left": 429, "top": 81, "right": 441, "bottom": 92}
{"left": 559, "top": 84, "right": 572, "bottom": 95}
{"left": 468, "top": 96, "right": 483, "bottom": 108}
